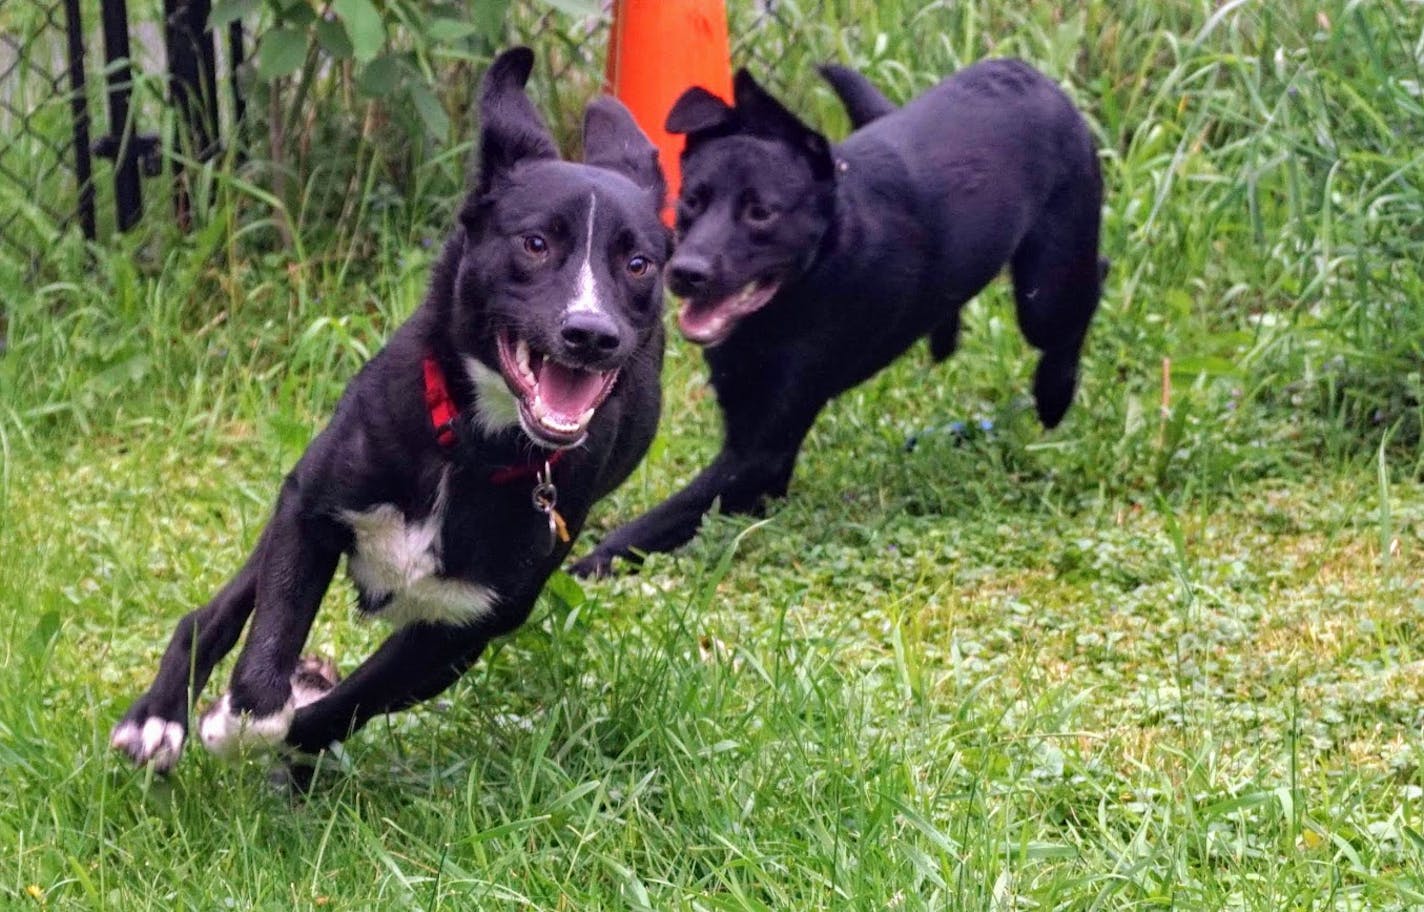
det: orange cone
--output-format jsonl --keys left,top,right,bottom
{"left": 606, "top": 0, "right": 732, "bottom": 222}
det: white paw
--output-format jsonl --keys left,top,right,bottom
{"left": 111, "top": 717, "right": 185, "bottom": 773}
{"left": 198, "top": 693, "right": 295, "bottom": 760}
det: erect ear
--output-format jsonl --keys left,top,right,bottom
{"left": 732, "top": 68, "right": 835, "bottom": 181}
{"left": 665, "top": 85, "right": 737, "bottom": 136}
{"left": 476, "top": 47, "right": 559, "bottom": 194}
{"left": 584, "top": 97, "right": 666, "bottom": 205}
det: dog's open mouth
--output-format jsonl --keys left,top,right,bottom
{"left": 677, "top": 279, "right": 781, "bottom": 347}
{"left": 495, "top": 331, "right": 619, "bottom": 448}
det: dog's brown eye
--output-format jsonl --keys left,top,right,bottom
{"left": 744, "top": 203, "right": 775, "bottom": 226}
{"left": 627, "top": 255, "right": 652, "bottom": 278}
{"left": 522, "top": 235, "right": 548, "bottom": 256}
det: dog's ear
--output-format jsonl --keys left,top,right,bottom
{"left": 584, "top": 97, "right": 666, "bottom": 205}
{"left": 476, "top": 47, "right": 559, "bottom": 193}
{"left": 665, "top": 86, "right": 737, "bottom": 136}
{"left": 733, "top": 69, "right": 835, "bottom": 181}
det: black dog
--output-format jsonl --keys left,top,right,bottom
{"left": 111, "top": 47, "right": 669, "bottom": 776}
{"left": 572, "top": 60, "right": 1104, "bottom": 577}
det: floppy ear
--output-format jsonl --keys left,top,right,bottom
{"left": 665, "top": 85, "right": 737, "bottom": 136}
{"left": 732, "top": 69, "right": 835, "bottom": 181}
{"left": 584, "top": 97, "right": 666, "bottom": 205}
{"left": 476, "top": 47, "right": 559, "bottom": 194}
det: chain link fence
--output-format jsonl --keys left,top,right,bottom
{"left": 0, "top": 0, "right": 238, "bottom": 266}
{"left": 0, "top": 0, "right": 90, "bottom": 260}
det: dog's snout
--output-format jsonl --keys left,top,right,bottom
{"left": 667, "top": 256, "right": 713, "bottom": 295}
{"left": 560, "top": 312, "right": 622, "bottom": 359}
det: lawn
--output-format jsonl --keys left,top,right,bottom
{"left": 2, "top": 0, "right": 1423, "bottom": 909}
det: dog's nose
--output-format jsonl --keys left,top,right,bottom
{"left": 560, "top": 312, "right": 622, "bottom": 359}
{"left": 667, "top": 256, "right": 712, "bottom": 295}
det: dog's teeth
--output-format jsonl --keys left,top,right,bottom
{"left": 515, "top": 339, "right": 535, "bottom": 383}
{"left": 547, "top": 412, "right": 579, "bottom": 432}
{"left": 527, "top": 392, "right": 590, "bottom": 436}
{"left": 517, "top": 340, "right": 538, "bottom": 384}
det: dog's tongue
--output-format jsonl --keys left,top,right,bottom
{"left": 536, "top": 360, "right": 605, "bottom": 417}
{"left": 677, "top": 281, "right": 781, "bottom": 345}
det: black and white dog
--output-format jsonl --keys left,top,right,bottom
{"left": 571, "top": 60, "right": 1105, "bottom": 576}
{"left": 111, "top": 48, "right": 669, "bottom": 777}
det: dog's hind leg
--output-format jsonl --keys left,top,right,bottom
{"left": 1009, "top": 196, "right": 1104, "bottom": 429}
{"left": 111, "top": 545, "right": 263, "bottom": 771}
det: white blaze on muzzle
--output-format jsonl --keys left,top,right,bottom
{"left": 566, "top": 192, "right": 606, "bottom": 318}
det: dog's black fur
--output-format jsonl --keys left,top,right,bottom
{"left": 112, "top": 48, "right": 669, "bottom": 778}
{"left": 572, "top": 59, "right": 1105, "bottom": 577}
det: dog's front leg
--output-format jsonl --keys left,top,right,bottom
{"left": 197, "top": 484, "right": 341, "bottom": 760}
{"left": 570, "top": 444, "right": 797, "bottom": 577}
{"left": 574, "top": 387, "right": 825, "bottom": 577}
{"left": 283, "top": 622, "right": 489, "bottom": 759}
{"left": 111, "top": 556, "right": 263, "bottom": 771}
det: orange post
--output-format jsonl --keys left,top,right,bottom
{"left": 606, "top": 0, "right": 732, "bottom": 222}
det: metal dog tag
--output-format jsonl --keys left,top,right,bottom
{"left": 531, "top": 463, "right": 570, "bottom": 554}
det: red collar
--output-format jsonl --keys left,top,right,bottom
{"left": 422, "top": 355, "right": 460, "bottom": 448}
{"left": 488, "top": 447, "right": 566, "bottom": 485}
{"left": 422, "top": 353, "right": 566, "bottom": 483}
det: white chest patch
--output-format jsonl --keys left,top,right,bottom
{"left": 341, "top": 473, "right": 498, "bottom": 627}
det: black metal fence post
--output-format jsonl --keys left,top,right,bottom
{"left": 97, "top": 0, "right": 143, "bottom": 231}
{"left": 228, "top": 22, "right": 246, "bottom": 141}
{"left": 62, "top": 0, "right": 95, "bottom": 241}
{"left": 164, "top": 0, "right": 219, "bottom": 228}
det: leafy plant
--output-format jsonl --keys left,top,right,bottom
{"left": 208, "top": 0, "right": 602, "bottom": 247}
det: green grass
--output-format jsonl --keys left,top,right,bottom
{"left": 3, "top": 0, "right": 1424, "bottom": 908}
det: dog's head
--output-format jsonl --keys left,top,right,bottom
{"left": 451, "top": 47, "right": 668, "bottom": 449}
{"left": 663, "top": 69, "right": 836, "bottom": 347}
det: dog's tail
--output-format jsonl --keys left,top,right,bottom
{"left": 818, "top": 64, "right": 897, "bottom": 129}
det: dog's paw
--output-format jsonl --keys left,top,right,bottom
{"left": 199, "top": 692, "right": 294, "bottom": 760}
{"left": 199, "top": 656, "right": 341, "bottom": 761}
{"left": 111, "top": 714, "right": 186, "bottom": 773}
{"left": 568, "top": 550, "right": 616, "bottom": 579}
